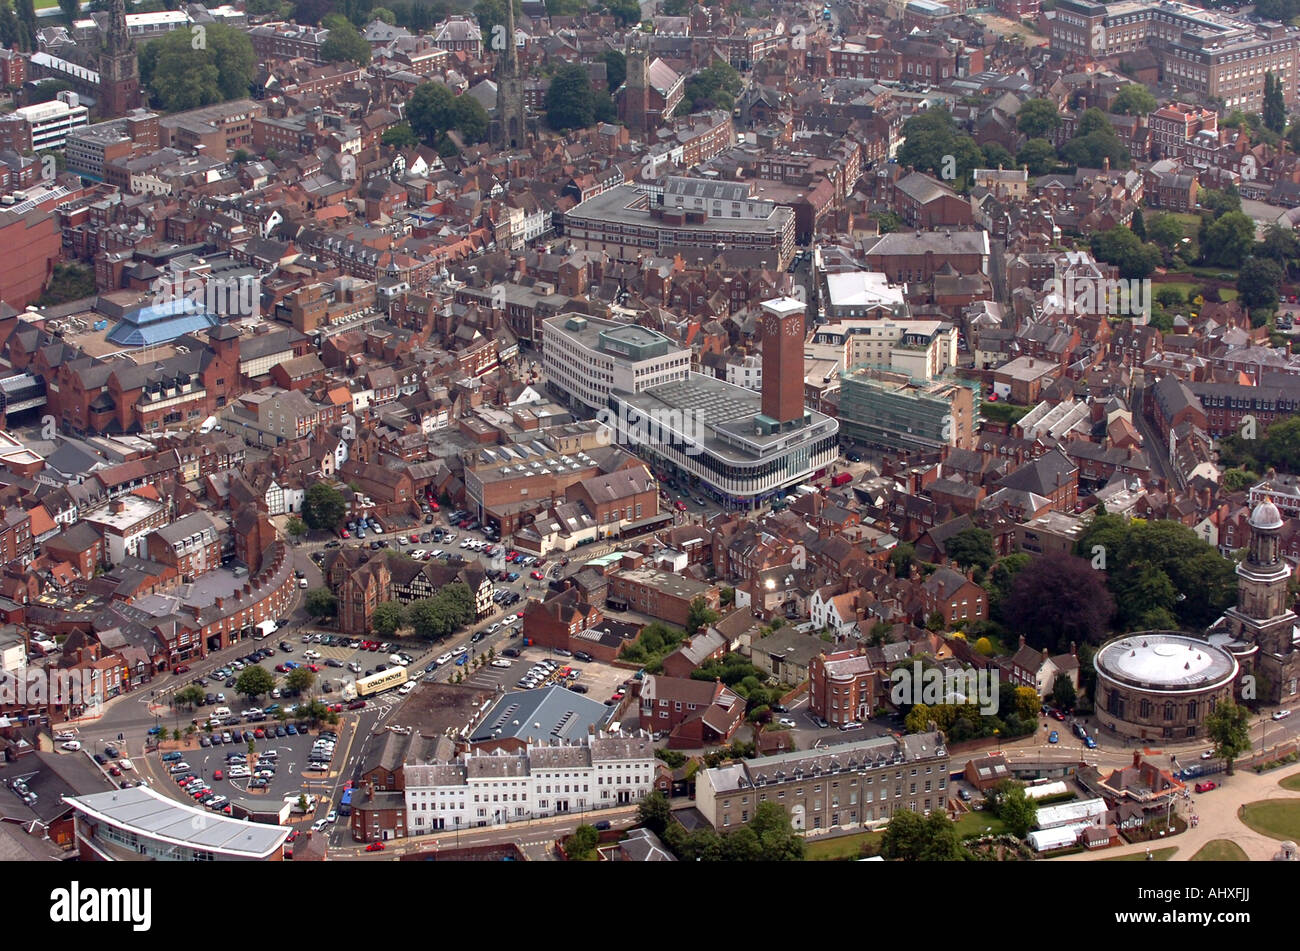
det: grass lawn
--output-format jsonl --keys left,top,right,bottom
{"left": 952, "top": 811, "right": 1009, "bottom": 839}
{"left": 804, "top": 830, "right": 883, "bottom": 861}
{"left": 1164, "top": 212, "right": 1202, "bottom": 238}
{"left": 1104, "top": 846, "right": 1178, "bottom": 861}
{"left": 1278, "top": 773, "right": 1300, "bottom": 791}
{"left": 1190, "top": 839, "right": 1248, "bottom": 861}
{"left": 1239, "top": 799, "right": 1300, "bottom": 840}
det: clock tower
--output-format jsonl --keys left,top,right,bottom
{"left": 759, "top": 296, "right": 806, "bottom": 429}
{"left": 99, "top": 0, "right": 142, "bottom": 118}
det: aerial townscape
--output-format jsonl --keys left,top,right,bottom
{"left": 2, "top": 0, "right": 1300, "bottom": 875}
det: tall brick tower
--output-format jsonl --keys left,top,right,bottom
{"left": 759, "top": 297, "right": 807, "bottom": 432}
{"left": 492, "top": 0, "right": 523, "bottom": 148}
{"left": 99, "top": 0, "right": 142, "bottom": 118}
{"left": 620, "top": 36, "right": 650, "bottom": 134}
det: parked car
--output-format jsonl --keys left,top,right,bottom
{"left": 1273, "top": 709, "right": 1293, "bottom": 721}
{"left": 366, "top": 841, "right": 386, "bottom": 852}
{"left": 1195, "top": 781, "right": 1218, "bottom": 793}
{"left": 1048, "top": 730, "right": 1059, "bottom": 743}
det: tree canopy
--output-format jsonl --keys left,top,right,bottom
{"left": 1001, "top": 551, "right": 1115, "bottom": 653}
{"left": 882, "top": 809, "right": 971, "bottom": 861}
{"left": 407, "top": 81, "right": 489, "bottom": 154}
{"left": 321, "top": 15, "right": 372, "bottom": 65}
{"left": 897, "top": 108, "right": 983, "bottom": 191}
{"left": 1110, "top": 84, "right": 1156, "bottom": 116}
{"left": 303, "top": 482, "right": 347, "bottom": 531}
{"left": 1016, "top": 98, "right": 1061, "bottom": 139}
{"left": 676, "top": 60, "right": 742, "bottom": 116}
{"left": 140, "top": 22, "right": 256, "bottom": 112}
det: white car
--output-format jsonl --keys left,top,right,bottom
{"left": 1273, "top": 709, "right": 1292, "bottom": 721}
{"left": 348, "top": 662, "right": 362, "bottom": 673}
{"left": 491, "top": 659, "right": 513, "bottom": 669}
{"left": 778, "top": 717, "right": 797, "bottom": 728}
{"left": 60, "top": 740, "right": 82, "bottom": 751}
{"left": 227, "top": 767, "right": 251, "bottom": 779}
{"left": 398, "top": 682, "right": 416, "bottom": 695}
{"left": 118, "top": 758, "right": 134, "bottom": 771}
{"left": 312, "top": 818, "right": 329, "bottom": 832}
{"left": 54, "top": 730, "right": 76, "bottom": 741}
{"left": 436, "top": 652, "right": 454, "bottom": 665}
{"left": 412, "top": 550, "right": 426, "bottom": 559}
{"left": 326, "top": 810, "right": 338, "bottom": 823}
{"left": 303, "top": 649, "right": 321, "bottom": 660}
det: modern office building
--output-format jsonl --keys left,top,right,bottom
{"left": 542, "top": 314, "right": 691, "bottom": 411}
{"left": 838, "top": 366, "right": 977, "bottom": 452}
{"left": 0, "top": 93, "right": 90, "bottom": 154}
{"left": 63, "top": 785, "right": 291, "bottom": 861}
{"left": 696, "top": 731, "right": 950, "bottom": 833}
{"left": 562, "top": 178, "right": 797, "bottom": 270}
{"left": 602, "top": 298, "right": 839, "bottom": 508}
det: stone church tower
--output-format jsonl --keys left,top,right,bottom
{"left": 1224, "top": 497, "right": 1300, "bottom": 703}
{"left": 620, "top": 36, "right": 651, "bottom": 134}
{"left": 98, "top": 0, "right": 143, "bottom": 118}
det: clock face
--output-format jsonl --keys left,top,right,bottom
{"left": 766, "top": 317, "right": 779, "bottom": 337}
{"left": 784, "top": 317, "right": 802, "bottom": 337}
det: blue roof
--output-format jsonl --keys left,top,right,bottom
{"left": 107, "top": 298, "right": 219, "bottom": 347}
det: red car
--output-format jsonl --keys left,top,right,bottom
{"left": 347, "top": 699, "right": 367, "bottom": 710}
{"left": 173, "top": 665, "right": 190, "bottom": 675}
{"left": 673, "top": 500, "right": 687, "bottom": 512}
{"left": 365, "top": 841, "right": 385, "bottom": 852}
{"left": 530, "top": 570, "right": 544, "bottom": 580}
{"left": 254, "top": 728, "right": 265, "bottom": 738}
{"left": 340, "top": 528, "right": 350, "bottom": 538}
{"left": 409, "top": 534, "right": 420, "bottom": 543}
{"left": 1050, "top": 710, "right": 1067, "bottom": 722}
{"left": 429, "top": 501, "right": 440, "bottom": 511}
{"left": 1195, "top": 781, "right": 1217, "bottom": 793}
{"left": 286, "top": 829, "right": 299, "bottom": 842}
{"left": 307, "top": 664, "right": 321, "bottom": 672}
{"left": 108, "top": 765, "right": 121, "bottom": 776}
{"left": 213, "top": 769, "right": 223, "bottom": 780}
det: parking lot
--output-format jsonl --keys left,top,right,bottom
{"left": 449, "top": 645, "right": 637, "bottom": 706}
{"left": 152, "top": 718, "right": 346, "bottom": 817}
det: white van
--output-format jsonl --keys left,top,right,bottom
{"left": 213, "top": 706, "right": 232, "bottom": 719}
{"left": 389, "top": 654, "right": 407, "bottom": 666}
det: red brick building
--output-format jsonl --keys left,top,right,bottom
{"left": 809, "top": 649, "right": 879, "bottom": 727}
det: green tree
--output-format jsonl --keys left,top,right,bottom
{"left": 686, "top": 596, "right": 720, "bottom": 635}
{"left": 175, "top": 684, "right": 206, "bottom": 708}
{"left": 302, "top": 482, "right": 347, "bottom": 531}
{"left": 750, "top": 800, "right": 804, "bottom": 860}
{"left": 235, "top": 666, "right": 275, "bottom": 702}
{"left": 603, "top": 48, "right": 626, "bottom": 92}
{"left": 889, "top": 542, "right": 916, "bottom": 577}
{"left": 904, "top": 703, "right": 933, "bottom": 734}
{"left": 1111, "top": 84, "right": 1157, "bottom": 116}
{"left": 980, "top": 142, "right": 1015, "bottom": 170}
{"left": 882, "top": 809, "right": 971, "bottom": 861}
{"left": 1091, "top": 225, "right": 1161, "bottom": 279}
{"left": 321, "top": 17, "right": 372, "bottom": 65}
{"left": 606, "top": 0, "right": 640, "bottom": 26}
{"left": 676, "top": 59, "right": 742, "bottom": 116}
{"left": 1130, "top": 207, "right": 1146, "bottom": 241}
{"left": 1016, "top": 98, "right": 1061, "bottom": 139}
{"left": 57, "top": 0, "right": 77, "bottom": 24}
{"left": 381, "top": 124, "right": 419, "bottom": 149}
{"left": 1205, "top": 699, "right": 1252, "bottom": 774}
{"left": 944, "top": 527, "right": 996, "bottom": 573}
{"left": 286, "top": 666, "right": 316, "bottom": 696}
{"left": 565, "top": 823, "right": 600, "bottom": 859}
{"left": 1238, "top": 257, "right": 1283, "bottom": 311}
{"left": 638, "top": 789, "right": 671, "bottom": 836}
{"left": 991, "top": 781, "right": 1038, "bottom": 837}
{"left": 140, "top": 22, "right": 257, "bottom": 112}
{"left": 1264, "top": 72, "right": 1287, "bottom": 135}
{"left": 1222, "top": 468, "right": 1259, "bottom": 492}
{"left": 1201, "top": 211, "right": 1256, "bottom": 268}
{"left": 1017, "top": 137, "right": 1058, "bottom": 176}
{"left": 304, "top": 588, "right": 338, "bottom": 619}
{"left": 285, "top": 516, "right": 307, "bottom": 541}
{"left": 1050, "top": 676, "right": 1077, "bottom": 711}
{"left": 1148, "top": 213, "right": 1187, "bottom": 249}
{"left": 38, "top": 264, "right": 96, "bottom": 307}
{"left": 451, "top": 94, "right": 489, "bottom": 144}
{"left": 371, "top": 601, "right": 405, "bottom": 637}
{"left": 546, "top": 63, "right": 597, "bottom": 131}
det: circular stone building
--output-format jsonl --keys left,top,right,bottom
{"left": 1094, "top": 632, "right": 1239, "bottom": 741}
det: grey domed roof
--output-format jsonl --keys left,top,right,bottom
{"left": 1250, "top": 497, "right": 1284, "bottom": 531}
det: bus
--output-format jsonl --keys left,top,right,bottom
{"left": 354, "top": 666, "right": 408, "bottom": 698}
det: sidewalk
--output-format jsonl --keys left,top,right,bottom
{"left": 1054, "top": 759, "right": 1300, "bottom": 861}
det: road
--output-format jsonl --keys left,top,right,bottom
{"left": 1130, "top": 381, "right": 1179, "bottom": 487}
